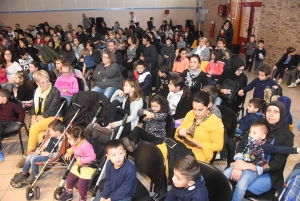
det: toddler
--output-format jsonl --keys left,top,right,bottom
{"left": 133, "top": 60, "right": 152, "bottom": 97}
{"left": 153, "top": 65, "right": 171, "bottom": 97}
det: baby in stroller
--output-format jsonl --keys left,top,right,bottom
{"left": 11, "top": 119, "right": 64, "bottom": 186}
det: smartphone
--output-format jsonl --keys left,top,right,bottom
{"left": 164, "top": 138, "right": 177, "bottom": 148}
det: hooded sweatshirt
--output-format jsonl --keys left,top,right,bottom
{"left": 54, "top": 73, "right": 79, "bottom": 96}
{"left": 133, "top": 68, "right": 152, "bottom": 91}
{"left": 165, "top": 175, "right": 209, "bottom": 201}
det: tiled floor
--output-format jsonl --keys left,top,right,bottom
{"left": 0, "top": 62, "right": 300, "bottom": 200}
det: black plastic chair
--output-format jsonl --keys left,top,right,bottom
{"left": 211, "top": 105, "right": 237, "bottom": 167}
{"left": 199, "top": 161, "right": 233, "bottom": 201}
{"left": 2, "top": 98, "right": 29, "bottom": 156}
{"left": 132, "top": 141, "right": 166, "bottom": 201}
{"left": 245, "top": 189, "right": 278, "bottom": 201}
{"left": 76, "top": 77, "right": 85, "bottom": 91}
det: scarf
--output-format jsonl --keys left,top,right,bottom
{"left": 167, "top": 90, "right": 183, "bottom": 115}
{"left": 34, "top": 83, "right": 52, "bottom": 115}
{"left": 243, "top": 136, "right": 269, "bottom": 171}
{"left": 185, "top": 68, "right": 201, "bottom": 88}
{"left": 265, "top": 101, "right": 287, "bottom": 142}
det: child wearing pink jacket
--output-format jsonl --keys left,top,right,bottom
{"left": 54, "top": 63, "right": 79, "bottom": 105}
{"left": 205, "top": 49, "right": 225, "bottom": 85}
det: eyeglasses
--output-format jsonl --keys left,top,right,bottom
{"left": 39, "top": 80, "right": 50, "bottom": 85}
{"left": 102, "top": 56, "right": 109, "bottom": 59}
{"left": 237, "top": 68, "right": 245, "bottom": 72}
{"left": 62, "top": 71, "right": 70, "bottom": 74}
{"left": 4, "top": 53, "right": 11, "bottom": 56}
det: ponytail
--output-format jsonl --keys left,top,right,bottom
{"left": 182, "top": 86, "right": 191, "bottom": 99}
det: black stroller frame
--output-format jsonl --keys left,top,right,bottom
{"left": 24, "top": 103, "right": 82, "bottom": 201}
{"left": 53, "top": 101, "right": 107, "bottom": 200}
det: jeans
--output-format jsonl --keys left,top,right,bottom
{"left": 254, "top": 61, "right": 263, "bottom": 75}
{"left": 0, "top": 122, "right": 22, "bottom": 150}
{"left": 248, "top": 173, "right": 272, "bottom": 195}
{"left": 215, "top": 97, "right": 222, "bottom": 105}
{"left": 62, "top": 96, "right": 72, "bottom": 106}
{"left": 97, "top": 193, "right": 132, "bottom": 201}
{"left": 22, "top": 153, "right": 48, "bottom": 176}
{"left": 235, "top": 128, "right": 244, "bottom": 135}
{"left": 224, "top": 166, "right": 259, "bottom": 201}
{"left": 91, "top": 86, "right": 117, "bottom": 99}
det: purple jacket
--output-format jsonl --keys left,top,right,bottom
{"left": 67, "top": 139, "right": 96, "bottom": 166}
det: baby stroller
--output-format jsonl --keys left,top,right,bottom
{"left": 53, "top": 104, "right": 127, "bottom": 200}
{"left": 10, "top": 102, "right": 82, "bottom": 200}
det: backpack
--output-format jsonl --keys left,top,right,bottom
{"left": 277, "top": 161, "right": 300, "bottom": 201}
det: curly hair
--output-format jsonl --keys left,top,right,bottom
{"left": 149, "top": 94, "right": 170, "bottom": 113}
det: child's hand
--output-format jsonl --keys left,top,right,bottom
{"left": 109, "top": 122, "right": 117, "bottom": 129}
{"left": 75, "top": 157, "right": 81, "bottom": 166}
{"left": 64, "top": 152, "right": 72, "bottom": 160}
{"left": 117, "top": 90, "right": 124, "bottom": 97}
{"left": 273, "top": 66, "right": 277, "bottom": 70}
{"left": 144, "top": 111, "right": 154, "bottom": 119}
{"left": 13, "top": 87, "right": 18, "bottom": 94}
{"left": 221, "top": 89, "right": 232, "bottom": 95}
{"left": 285, "top": 68, "right": 289, "bottom": 71}
{"left": 140, "top": 56, "right": 145, "bottom": 61}
{"left": 127, "top": 59, "right": 133, "bottom": 63}
{"left": 272, "top": 85, "right": 278, "bottom": 89}
{"left": 62, "top": 89, "right": 68, "bottom": 93}
{"left": 249, "top": 59, "right": 252, "bottom": 62}
{"left": 238, "top": 90, "right": 244, "bottom": 96}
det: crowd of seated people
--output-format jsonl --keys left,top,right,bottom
{"left": 0, "top": 17, "right": 298, "bottom": 201}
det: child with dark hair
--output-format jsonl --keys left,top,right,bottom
{"left": 13, "top": 70, "right": 35, "bottom": 104}
{"left": 242, "top": 35, "right": 257, "bottom": 72}
{"left": 61, "top": 126, "right": 96, "bottom": 201}
{"left": 28, "top": 61, "right": 39, "bottom": 81}
{"left": 165, "top": 155, "right": 208, "bottom": 201}
{"left": 133, "top": 60, "right": 152, "bottom": 97}
{"left": 177, "top": 35, "right": 186, "bottom": 49}
{"left": 238, "top": 65, "right": 278, "bottom": 100}
{"left": 205, "top": 49, "right": 225, "bottom": 85}
{"left": 168, "top": 74, "right": 192, "bottom": 120}
{"left": 202, "top": 85, "right": 222, "bottom": 119}
{"left": 173, "top": 48, "right": 189, "bottom": 73}
{"left": 122, "top": 94, "right": 169, "bottom": 152}
{"left": 0, "top": 89, "right": 25, "bottom": 162}
{"left": 18, "top": 49, "right": 33, "bottom": 72}
{"left": 161, "top": 37, "right": 175, "bottom": 67}
{"left": 224, "top": 121, "right": 300, "bottom": 201}
{"left": 81, "top": 48, "right": 95, "bottom": 76}
{"left": 273, "top": 47, "right": 297, "bottom": 85}
{"left": 101, "top": 139, "right": 136, "bottom": 201}
{"left": 11, "top": 119, "right": 64, "bottom": 184}
{"left": 153, "top": 65, "right": 172, "bottom": 97}
{"left": 253, "top": 40, "right": 266, "bottom": 75}
{"left": 235, "top": 98, "right": 263, "bottom": 137}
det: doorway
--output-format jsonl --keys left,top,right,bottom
{"left": 237, "top": 2, "right": 262, "bottom": 54}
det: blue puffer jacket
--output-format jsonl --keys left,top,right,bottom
{"left": 238, "top": 110, "right": 263, "bottom": 131}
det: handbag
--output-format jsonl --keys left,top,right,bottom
{"left": 220, "top": 79, "right": 239, "bottom": 102}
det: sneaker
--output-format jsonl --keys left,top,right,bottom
{"left": 12, "top": 172, "right": 27, "bottom": 183}
{"left": 0, "top": 151, "right": 4, "bottom": 162}
{"left": 277, "top": 79, "right": 282, "bottom": 85}
{"left": 122, "top": 137, "right": 136, "bottom": 152}
{"left": 59, "top": 192, "right": 73, "bottom": 201}
{"left": 288, "top": 83, "right": 297, "bottom": 88}
{"left": 25, "top": 174, "right": 36, "bottom": 184}
{"left": 296, "top": 78, "right": 300, "bottom": 84}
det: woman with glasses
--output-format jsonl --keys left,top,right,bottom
{"left": 1, "top": 49, "right": 22, "bottom": 91}
{"left": 16, "top": 70, "right": 61, "bottom": 168}
{"left": 188, "top": 37, "right": 210, "bottom": 61}
{"left": 91, "top": 51, "right": 124, "bottom": 99}
{"left": 215, "top": 57, "right": 248, "bottom": 113}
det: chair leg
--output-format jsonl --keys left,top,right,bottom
{"left": 18, "top": 131, "right": 25, "bottom": 156}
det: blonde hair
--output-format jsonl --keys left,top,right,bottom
{"left": 81, "top": 48, "right": 89, "bottom": 56}
{"left": 33, "top": 70, "right": 50, "bottom": 83}
{"left": 199, "top": 37, "right": 208, "bottom": 45}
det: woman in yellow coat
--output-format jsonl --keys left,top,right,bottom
{"left": 174, "top": 91, "right": 224, "bottom": 163}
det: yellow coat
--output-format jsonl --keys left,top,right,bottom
{"left": 174, "top": 110, "right": 224, "bottom": 163}
{"left": 200, "top": 61, "right": 209, "bottom": 72}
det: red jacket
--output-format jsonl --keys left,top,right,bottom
{"left": 0, "top": 101, "right": 25, "bottom": 123}
{"left": 205, "top": 60, "right": 225, "bottom": 76}
{"left": 0, "top": 68, "right": 8, "bottom": 84}
{"left": 33, "top": 38, "right": 46, "bottom": 45}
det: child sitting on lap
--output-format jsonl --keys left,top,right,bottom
{"left": 101, "top": 139, "right": 136, "bottom": 201}
{"left": 224, "top": 120, "right": 300, "bottom": 201}
{"left": 165, "top": 155, "right": 209, "bottom": 201}
{"left": 11, "top": 119, "right": 64, "bottom": 184}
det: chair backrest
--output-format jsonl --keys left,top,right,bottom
{"left": 60, "top": 97, "right": 69, "bottom": 117}
{"left": 217, "top": 105, "right": 237, "bottom": 138}
{"left": 165, "top": 114, "right": 175, "bottom": 138}
{"left": 199, "top": 161, "right": 233, "bottom": 201}
{"left": 135, "top": 141, "right": 165, "bottom": 187}
{"left": 76, "top": 77, "right": 85, "bottom": 91}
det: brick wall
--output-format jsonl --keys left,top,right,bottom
{"left": 257, "top": 0, "right": 300, "bottom": 66}
{"left": 201, "top": 0, "right": 228, "bottom": 46}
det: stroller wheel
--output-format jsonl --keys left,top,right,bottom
{"left": 10, "top": 180, "right": 22, "bottom": 188}
{"left": 34, "top": 186, "right": 40, "bottom": 200}
{"left": 26, "top": 187, "right": 34, "bottom": 200}
{"left": 53, "top": 186, "right": 66, "bottom": 200}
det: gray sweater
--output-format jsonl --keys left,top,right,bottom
{"left": 161, "top": 45, "right": 175, "bottom": 58}
{"left": 92, "top": 63, "right": 124, "bottom": 89}
{"left": 188, "top": 46, "right": 211, "bottom": 61}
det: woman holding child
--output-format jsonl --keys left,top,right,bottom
{"left": 231, "top": 101, "right": 294, "bottom": 197}
{"left": 17, "top": 70, "right": 61, "bottom": 167}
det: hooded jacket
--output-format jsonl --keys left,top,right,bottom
{"left": 165, "top": 175, "right": 209, "bottom": 201}
{"left": 277, "top": 96, "right": 293, "bottom": 126}
{"left": 54, "top": 73, "right": 79, "bottom": 96}
{"left": 238, "top": 110, "right": 263, "bottom": 131}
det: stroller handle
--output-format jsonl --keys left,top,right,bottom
{"left": 72, "top": 103, "right": 82, "bottom": 109}
{"left": 117, "top": 107, "right": 129, "bottom": 115}
{"left": 99, "top": 100, "right": 103, "bottom": 106}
